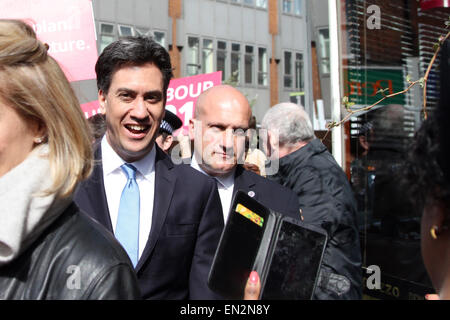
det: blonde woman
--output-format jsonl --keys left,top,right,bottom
{"left": 0, "top": 19, "right": 140, "bottom": 299}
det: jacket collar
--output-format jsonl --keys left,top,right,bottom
{"left": 87, "top": 144, "right": 113, "bottom": 231}
{"left": 233, "top": 165, "right": 258, "bottom": 200}
{"left": 278, "top": 139, "right": 326, "bottom": 176}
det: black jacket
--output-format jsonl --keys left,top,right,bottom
{"left": 233, "top": 165, "right": 300, "bottom": 220}
{"left": 0, "top": 203, "right": 141, "bottom": 299}
{"left": 270, "top": 139, "right": 362, "bottom": 299}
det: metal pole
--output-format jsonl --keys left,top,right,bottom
{"left": 328, "top": 0, "right": 343, "bottom": 167}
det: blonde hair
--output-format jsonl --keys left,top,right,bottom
{"left": 0, "top": 19, "right": 93, "bottom": 197}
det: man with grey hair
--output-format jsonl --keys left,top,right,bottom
{"left": 262, "top": 102, "right": 362, "bottom": 300}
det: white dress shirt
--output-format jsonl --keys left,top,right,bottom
{"left": 101, "top": 136, "right": 156, "bottom": 259}
{"left": 191, "top": 155, "right": 235, "bottom": 223}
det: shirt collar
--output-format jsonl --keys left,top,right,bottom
{"left": 101, "top": 135, "right": 156, "bottom": 179}
{"left": 191, "top": 154, "right": 235, "bottom": 189}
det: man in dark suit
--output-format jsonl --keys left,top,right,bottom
{"left": 188, "top": 85, "right": 300, "bottom": 223}
{"left": 74, "top": 36, "right": 223, "bottom": 299}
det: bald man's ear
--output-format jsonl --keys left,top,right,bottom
{"left": 189, "top": 118, "right": 196, "bottom": 141}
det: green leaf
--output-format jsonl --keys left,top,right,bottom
{"left": 406, "top": 74, "right": 412, "bottom": 83}
{"left": 433, "top": 42, "right": 440, "bottom": 52}
{"left": 342, "top": 96, "right": 349, "bottom": 104}
{"left": 419, "top": 77, "right": 425, "bottom": 88}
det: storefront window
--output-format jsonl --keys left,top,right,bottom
{"left": 337, "top": 0, "right": 449, "bottom": 300}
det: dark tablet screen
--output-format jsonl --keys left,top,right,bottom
{"left": 261, "top": 219, "right": 327, "bottom": 300}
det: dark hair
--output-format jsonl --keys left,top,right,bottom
{"left": 95, "top": 36, "right": 173, "bottom": 99}
{"left": 87, "top": 113, "right": 106, "bottom": 140}
{"left": 404, "top": 39, "right": 450, "bottom": 212}
{"left": 404, "top": 116, "right": 450, "bottom": 210}
{"left": 158, "top": 129, "right": 170, "bottom": 140}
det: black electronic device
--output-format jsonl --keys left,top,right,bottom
{"left": 208, "top": 191, "right": 328, "bottom": 300}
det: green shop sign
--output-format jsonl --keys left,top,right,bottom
{"left": 345, "top": 67, "right": 405, "bottom": 106}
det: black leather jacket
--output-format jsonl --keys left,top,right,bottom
{"left": 0, "top": 203, "right": 141, "bottom": 299}
{"left": 270, "top": 139, "right": 363, "bottom": 299}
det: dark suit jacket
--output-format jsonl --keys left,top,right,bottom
{"left": 232, "top": 165, "right": 300, "bottom": 220}
{"left": 74, "top": 144, "right": 224, "bottom": 300}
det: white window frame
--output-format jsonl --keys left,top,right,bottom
{"left": 295, "top": 52, "right": 305, "bottom": 91}
{"left": 186, "top": 36, "right": 201, "bottom": 77}
{"left": 118, "top": 24, "right": 135, "bottom": 38}
{"left": 284, "top": 50, "right": 304, "bottom": 90}
{"left": 202, "top": 38, "right": 214, "bottom": 74}
{"left": 135, "top": 28, "right": 166, "bottom": 48}
{"left": 255, "top": 0, "right": 267, "bottom": 9}
{"left": 152, "top": 30, "right": 166, "bottom": 48}
{"left": 282, "top": 0, "right": 302, "bottom": 16}
{"left": 135, "top": 27, "right": 151, "bottom": 37}
{"left": 185, "top": 36, "right": 217, "bottom": 77}
{"left": 284, "top": 50, "right": 293, "bottom": 89}
{"left": 231, "top": 42, "right": 242, "bottom": 84}
{"left": 318, "top": 27, "right": 330, "bottom": 75}
{"left": 244, "top": 45, "right": 255, "bottom": 85}
{"left": 257, "top": 47, "right": 268, "bottom": 87}
{"left": 216, "top": 40, "right": 228, "bottom": 81}
{"left": 99, "top": 22, "right": 116, "bottom": 54}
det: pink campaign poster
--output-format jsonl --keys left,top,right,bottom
{"left": 0, "top": 0, "right": 98, "bottom": 82}
{"left": 166, "top": 71, "right": 222, "bottom": 135}
{"left": 81, "top": 100, "right": 101, "bottom": 118}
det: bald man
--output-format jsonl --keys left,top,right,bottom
{"left": 189, "top": 85, "right": 300, "bottom": 223}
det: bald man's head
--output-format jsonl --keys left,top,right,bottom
{"left": 195, "top": 85, "right": 252, "bottom": 119}
{"left": 190, "top": 85, "right": 252, "bottom": 177}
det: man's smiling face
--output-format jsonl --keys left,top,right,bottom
{"left": 99, "top": 63, "right": 165, "bottom": 162}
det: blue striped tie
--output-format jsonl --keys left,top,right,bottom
{"left": 115, "top": 163, "right": 140, "bottom": 267}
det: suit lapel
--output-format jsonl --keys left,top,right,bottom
{"left": 85, "top": 145, "right": 114, "bottom": 232}
{"left": 233, "top": 165, "right": 258, "bottom": 201}
{"left": 135, "top": 146, "right": 176, "bottom": 272}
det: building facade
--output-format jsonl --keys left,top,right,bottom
{"left": 74, "top": 0, "right": 311, "bottom": 123}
